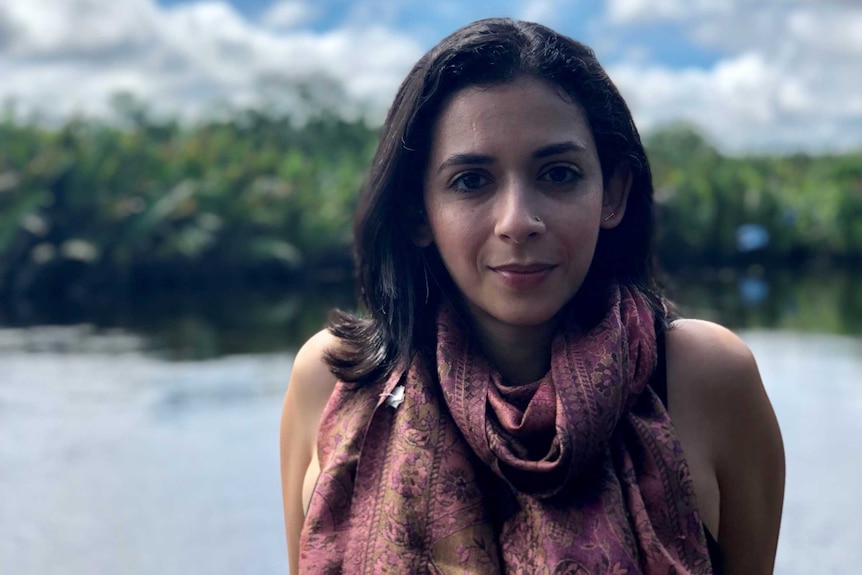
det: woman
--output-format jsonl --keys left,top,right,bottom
{"left": 281, "top": 18, "right": 784, "bottom": 574}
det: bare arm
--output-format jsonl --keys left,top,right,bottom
{"left": 280, "top": 330, "right": 339, "bottom": 574}
{"left": 711, "top": 332, "right": 784, "bottom": 574}
{"left": 669, "top": 320, "right": 785, "bottom": 574}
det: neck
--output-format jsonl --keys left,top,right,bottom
{"left": 471, "top": 317, "right": 559, "bottom": 387}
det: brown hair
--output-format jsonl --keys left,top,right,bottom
{"left": 326, "top": 18, "right": 665, "bottom": 386}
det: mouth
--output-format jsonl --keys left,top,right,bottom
{"left": 489, "top": 263, "right": 556, "bottom": 289}
{"left": 490, "top": 263, "right": 556, "bottom": 273}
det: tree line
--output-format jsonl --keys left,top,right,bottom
{"left": 1, "top": 103, "right": 860, "bottom": 302}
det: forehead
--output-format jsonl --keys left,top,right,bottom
{"left": 428, "top": 77, "right": 596, "bottom": 157}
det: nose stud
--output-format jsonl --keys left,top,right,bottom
{"left": 533, "top": 215, "right": 542, "bottom": 223}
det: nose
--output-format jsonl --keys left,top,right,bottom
{"left": 494, "top": 179, "right": 546, "bottom": 244}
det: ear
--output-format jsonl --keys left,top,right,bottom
{"left": 410, "top": 208, "right": 433, "bottom": 247}
{"left": 601, "top": 163, "right": 632, "bottom": 229}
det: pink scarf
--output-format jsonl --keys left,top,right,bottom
{"left": 300, "top": 285, "right": 713, "bottom": 573}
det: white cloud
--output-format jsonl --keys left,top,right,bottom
{"left": 0, "top": 0, "right": 423, "bottom": 121}
{"left": 261, "top": 1, "right": 315, "bottom": 30}
{"left": 519, "top": 0, "right": 570, "bottom": 25}
{"left": 603, "top": 0, "right": 862, "bottom": 152}
{"left": 612, "top": 55, "right": 783, "bottom": 149}
{"left": 2, "top": 0, "right": 159, "bottom": 60}
{"left": 607, "top": 0, "right": 731, "bottom": 24}
{"left": 608, "top": 0, "right": 855, "bottom": 25}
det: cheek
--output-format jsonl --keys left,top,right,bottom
{"left": 431, "top": 218, "right": 471, "bottom": 258}
{"left": 427, "top": 208, "right": 484, "bottom": 268}
{"left": 574, "top": 221, "right": 602, "bottom": 253}
{"left": 553, "top": 211, "right": 603, "bottom": 266}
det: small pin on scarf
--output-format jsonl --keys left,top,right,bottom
{"left": 382, "top": 384, "right": 405, "bottom": 409}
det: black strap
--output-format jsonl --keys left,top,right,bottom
{"left": 651, "top": 319, "right": 668, "bottom": 407}
{"left": 650, "top": 320, "right": 724, "bottom": 573}
{"left": 705, "top": 527, "right": 725, "bottom": 574}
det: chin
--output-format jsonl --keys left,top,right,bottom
{"left": 486, "top": 305, "right": 566, "bottom": 330}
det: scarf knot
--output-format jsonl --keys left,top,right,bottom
{"left": 438, "top": 286, "right": 657, "bottom": 497}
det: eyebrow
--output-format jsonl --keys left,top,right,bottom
{"left": 436, "top": 141, "right": 586, "bottom": 174}
{"left": 436, "top": 153, "right": 494, "bottom": 174}
{"left": 532, "top": 141, "right": 587, "bottom": 159}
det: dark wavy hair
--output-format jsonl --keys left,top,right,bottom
{"left": 326, "top": 18, "right": 666, "bottom": 386}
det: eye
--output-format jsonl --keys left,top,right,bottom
{"left": 450, "top": 172, "right": 489, "bottom": 193}
{"left": 539, "top": 165, "right": 581, "bottom": 184}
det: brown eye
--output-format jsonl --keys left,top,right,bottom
{"left": 451, "top": 172, "right": 489, "bottom": 192}
{"left": 540, "top": 165, "right": 580, "bottom": 184}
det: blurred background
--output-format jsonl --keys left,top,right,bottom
{"left": 1, "top": 1, "right": 860, "bottom": 573}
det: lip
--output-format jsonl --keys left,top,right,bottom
{"left": 490, "top": 262, "right": 556, "bottom": 289}
{"left": 490, "top": 262, "right": 556, "bottom": 273}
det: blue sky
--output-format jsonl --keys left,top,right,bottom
{"left": 1, "top": 0, "right": 861, "bottom": 152}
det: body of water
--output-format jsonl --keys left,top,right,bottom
{"left": 1, "top": 270, "right": 860, "bottom": 574}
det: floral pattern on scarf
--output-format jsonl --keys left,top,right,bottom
{"left": 299, "top": 285, "right": 713, "bottom": 574}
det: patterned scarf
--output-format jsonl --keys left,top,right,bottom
{"left": 300, "top": 285, "right": 713, "bottom": 574}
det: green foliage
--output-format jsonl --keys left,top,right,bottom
{"left": 646, "top": 125, "right": 862, "bottom": 268}
{"left": 0, "top": 104, "right": 375, "bottom": 298}
{"left": 1, "top": 107, "right": 860, "bottom": 300}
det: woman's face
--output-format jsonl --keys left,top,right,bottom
{"left": 418, "top": 76, "right": 627, "bottom": 338}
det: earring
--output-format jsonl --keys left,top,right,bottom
{"left": 423, "top": 264, "right": 429, "bottom": 305}
{"left": 603, "top": 211, "right": 616, "bottom": 222}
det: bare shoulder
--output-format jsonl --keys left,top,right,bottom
{"left": 281, "top": 328, "right": 344, "bottom": 460}
{"left": 665, "top": 318, "right": 780, "bottom": 465}
{"left": 281, "top": 328, "right": 342, "bottom": 468}
{"left": 285, "top": 329, "right": 341, "bottom": 417}
{"left": 667, "top": 318, "right": 759, "bottom": 392}
{"left": 280, "top": 329, "right": 341, "bottom": 573}
{"left": 667, "top": 318, "right": 785, "bottom": 573}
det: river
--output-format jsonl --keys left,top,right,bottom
{"left": 1, "top": 270, "right": 860, "bottom": 574}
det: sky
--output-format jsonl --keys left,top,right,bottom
{"left": 1, "top": 0, "right": 861, "bottom": 153}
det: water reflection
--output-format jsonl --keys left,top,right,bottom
{"left": 1, "top": 268, "right": 859, "bottom": 360}
{"left": 0, "top": 284, "right": 356, "bottom": 360}
{"left": 667, "top": 267, "right": 862, "bottom": 336}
